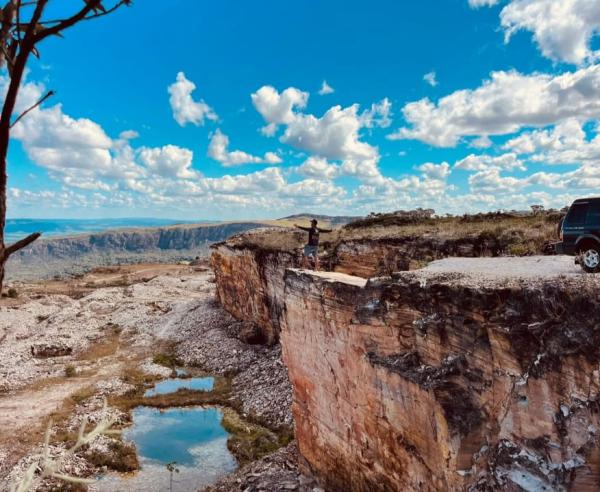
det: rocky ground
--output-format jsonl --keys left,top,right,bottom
{"left": 0, "top": 262, "right": 299, "bottom": 491}
{"left": 204, "top": 442, "right": 322, "bottom": 492}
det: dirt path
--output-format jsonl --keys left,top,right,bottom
{"left": 0, "top": 264, "right": 211, "bottom": 481}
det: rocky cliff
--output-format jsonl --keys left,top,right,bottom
{"left": 280, "top": 266, "right": 600, "bottom": 491}
{"left": 209, "top": 230, "right": 536, "bottom": 343}
{"left": 7, "top": 222, "right": 266, "bottom": 280}
{"left": 211, "top": 239, "right": 299, "bottom": 345}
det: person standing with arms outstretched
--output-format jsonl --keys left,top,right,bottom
{"left": 295, "top": 219, "right": 332, "bottom": 271}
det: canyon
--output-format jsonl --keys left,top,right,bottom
{"left": 211, "top": 221, "right": 600, "bottom": 491}
{"left": 6, "top": 221, "right": 269, "bottom": 281}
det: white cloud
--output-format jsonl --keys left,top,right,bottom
{"left": 418, "top": 162, "right": 451, "bottom": 179}
{"left": 251, "top": 86, "right": 309, "bottom": 136}
{"left": 296, "top": 156, "right": 339, "bottom": 179}
{"left": 470, "top": 135, "right": 493, "bottom": 149}
{"left": 360, "top": 98, "right": 393, "bottom": 129}
{"left": 138, "top": 145, "right": 196, "bottom": 179}
{"left": 423, "top": 71, "right": 438, "bottom": 87}
{"left": 281, "top": 179, "right": 345, "bottom": 198}
{"left": 202, "top": 167, "right": 285, "bottom": 195}
{"left": 390, "top": 65, "right": 600, "bottom": 147}
{"left": 468, "top": 0, "right": 500, "bottom": 7}
{"left": 469, "top": 168, "right": 528, "bottom": 193}
{"left": 207, "top": 129, "right": 282, "bottom": 167}
{"left": 500, "top": 0, "right": 600, "bottom": 65}
{"left": 318, "top": 80, "right": 335, "bottom": 95}
{"left": 503, "top": 118, "right": 600, "bottom": 165}
{"left": 281, "top": 104, "right": 379, "bottom": 161}
{"left": 168, "top": 72, "right": 217, "bottom": 127}
{"left": 455, "top": 153, "right": 526, "bottom": 171}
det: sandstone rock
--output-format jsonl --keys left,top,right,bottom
{"left": 280, "top": 268, "right": 600, "bottom": 491}
{"left": 30, "top": 342, "right": 72, "bottom": 358}
{"left": 211, "top": 242, "right": 298, "bottom": 344}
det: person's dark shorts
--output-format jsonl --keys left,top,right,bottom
{"left": 303, "top": 245, "right": 318, "bottom": 258}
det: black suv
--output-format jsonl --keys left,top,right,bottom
{"left": 555, "top": 197, "right": 600, "bottom": 273}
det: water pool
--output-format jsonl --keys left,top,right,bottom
{"left": 144, "top": 377, "right": 214, "bottom": 397}
{"left": 97, "top": 406, "right": 236, "bottom": 491}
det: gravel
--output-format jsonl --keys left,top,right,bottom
{"left": 203, "top": 442, "right": 322, "bottom": 492}
{"left": 420, "top": 255, "right": 583, "bottom": 279}
{"left": 175, "top": 296, "right": 294, "bottom": 429}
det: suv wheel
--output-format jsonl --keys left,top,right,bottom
{"left": 580, "top": 246, "right": 600, "bottom": 273}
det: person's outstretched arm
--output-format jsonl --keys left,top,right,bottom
{"left": 318, "top": 227, "right": 333, "bottom": 233}
{"left": 295, "top": 224, "right": 312, "bottom": 231}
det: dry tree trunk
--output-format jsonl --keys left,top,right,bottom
{"left": 0, "top": 0, "right": 47, "bottom": 290}
{"left": 0, "top": 0, "right": 129, "bottom": 291}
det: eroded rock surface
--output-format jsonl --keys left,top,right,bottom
{"left": 280, "top": 263, "right": 600, "bottom": 491}
{"left": 211, "top": 239, "right": 298, "bottom": 344}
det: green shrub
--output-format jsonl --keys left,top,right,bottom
{"left": 64, "top": 365, "right": 76, "bottom": 378}
{"left": 152, "top": 352, "right": 181, "bottom": 369}
{"left": 7, "top": 287, "right": 18, "bottom": 298}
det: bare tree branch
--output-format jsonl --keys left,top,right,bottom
{"left": 10, "top": 89, "right": 54, "bottom": 128}
{"left": 34, "top": 0, "right": 129, "bottom": 42}
{"left": 0, "top": 0, "right": 131, "bottom": 289}
{"left": 3, "top": 232, "right": 40, "bottom": 260}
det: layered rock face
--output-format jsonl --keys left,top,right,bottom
{"left": 328, "top": 234, "right": 535, "bottom": 278}
{"left": 13, "top": 222, "right": 263, "bottom": 261}
{"left": 210, "top": 234, "right": 507, "bottom": 341}
{"left": 8, "top": 222, "right": 265, "bottom": 281}
{"left": 211, "top": 242, "right": 298, "bottom": 344}
{"left": 280, "top": 268, "right": 600, "bottom": 491}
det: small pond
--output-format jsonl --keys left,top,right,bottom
{"left": 97, "top": 406, "right": 237, "bottom": 492}
{"left": 144, "top": 376, "right": 214, "bottom": 397}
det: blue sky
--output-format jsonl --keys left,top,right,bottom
{"left": 7, "top": 0, "right": 600, "bottom": 219}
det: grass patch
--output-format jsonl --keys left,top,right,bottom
{"left": 152, "top": 342, "right": 182, "bottom": 369}
{"left": 86, "top": 439, "right": 139, "bottom": 472}
{"left": 152, "top": 352, "right": 181, "bottom": 369}
{"left": 221, "top": 408, "right": 292, "bottom": 465}
{"left": 109, "top": 375, "right": 233, "bottom": 412}
{"left": 64, "top": 365, "right": 76, "bottom": 378}
{"left": 76, "top": 331, "right": 120, "bottom": 361}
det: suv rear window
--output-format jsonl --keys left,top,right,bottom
{"left": 587, "top": 203, "right": 600, "bottom": 224}
{"left": 566, "top": 203, "right": 588, "bottom": 225}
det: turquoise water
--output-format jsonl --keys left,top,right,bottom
{"left": 144, "top": 377, "right": 214, "bottom": 397}
{"left": 127, "top": 406, "right": 229, "bottom": 465}
{"left": 98, "top": 406, "right": 237, "bottom": 491}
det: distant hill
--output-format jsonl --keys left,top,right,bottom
{"left": 279, "top": 213, "right": 362, "bottom": 227}
{"left": 6, "top": 221, "right": 270, "bottom": 281}
{"left": 5, "top": 218, "right": 202, "bottom": 243}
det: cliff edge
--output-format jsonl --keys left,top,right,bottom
{"left": 280, "top": 260, "right": 600, "bottom": 491}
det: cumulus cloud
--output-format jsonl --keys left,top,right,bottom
{"left": 417, "top": 162, "right": 451, "bottom": 179}
{"left": 251, "top": 86, "right": 388, "bottom": 179}
{"left": 296, "top": 156, "right": 339, "bottom": 179}
{"left": 318, "top": 80, "right": 335, "bottom": 95}
{"left": 251, "top": 86, "right": 309, "bottom": 136}
{"left": 359, "top": 98, "right": 393, "bottom": 129}
{"left": 423, "top": 71, "right": 438, "bottom": 87}
{"left": 168, "top": 72, "right": 217, "bottom": 127}
{"left": 469, "top": 168, "right": 529, "bottom": 193}
{"left": 281, "top": 104, "right": 379, "bottom": 161}
{"left": 389, "top": 65, "right": 600, "bottom": 147}
{"left": 500, "top": 0, "right": 600, "bottom": 65}
{"left": 468, "top": 0, "right": 500, "bottom": 7}
{"left": 208, "top": 129, "right": 282, "bottom": 167}
{"left": 138, "top": 145, "right": 196, "bottom": 179}
{"left": 454, "top": 153, "right": 526, "bottom": 171}
{"left": 281, "top": 179, "right": 345, "bottom": 198}
{"left": 202, "top": 167, "right": 285, "bottom": 195}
